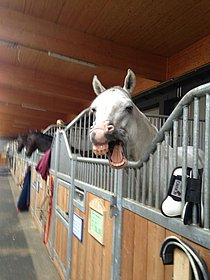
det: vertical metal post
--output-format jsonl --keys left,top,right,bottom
{"left": 136, "top": 168, "right": 141, "bottom": 202}
{"left": 173, "top": 120, "right": 178, "bottom": 169}
{"left": 142, "top": 162, "right": 147, "bottom": 204}
{"left": 192, "top": 98, "right": 200, "bottom": 224}
{"left": 163, "top": 132, "right": 170, "bottom": 198}
{"left": 50, "top": 129, "right": 60, "bottom": 258}
{"left": 192, "top": 97, "right": 200, "bottom": 176}
{"left": 148, "top": 154, "right": 153, "bottom": 206}
{"left": 111, "top": 169, "right": 123, "bottom": 280}
{"left": 65, "top": 158, "right": 76, "bottom": 279}
{"left": 181, "top": 106, "right": 189, "bottom": 209}
{"left": 204, "top": 94, "right": 210, "bottom": 229}
{"left": 155, "top": 143, "right": 161, "bottom": 208}
{"left": 32, "top": 169, "right": 37, "bottom": 218}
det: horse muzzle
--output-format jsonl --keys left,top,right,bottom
{"left": 90, "top": 122, "right": 114, "bottom": 155}
{"left": 90, "top": 122, "right": 128, "bottom": 168}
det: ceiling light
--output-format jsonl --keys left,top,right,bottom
{"left": 48, "top": 51, "right": 97, "bottom": 68}
{"left": 12, "top": 124, "right": 26, "bottom": 129}
{"left": 0, "top": 101, "right": 9, "bottom": 106}
{"left": 14, "top": 120, "right": 30, "bottom": 125}
{"left": 22, "top": 103, "right": 46, "bottom": 111}
{"left": 0, "top": 39, "right": 19, "bottom": 48}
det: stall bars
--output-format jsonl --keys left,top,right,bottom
{"left": 13, "top": 82, "right": 210, "bottom": 280}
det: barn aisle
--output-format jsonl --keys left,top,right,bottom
{"left": 0, "top": 175, "right": 60, "bottom": 280}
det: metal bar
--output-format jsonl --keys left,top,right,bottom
{"left": 65, "top": 159, "right": 76, "bottom": 280}
{"left": 192, "top": 97, "right": 200, "bottom": 177}
{"left": 131, "top": 169, "right": 135, "bottom": 200}
{"left": 181, "top": 106, "right": 189, "bottom": 210}
{"left": 142, "top": 162, "right": 147, "bottom": 204}
{"left": 155, "top": 143, "right": 161, "bottom": 208}
{"left": 163, "top": 132, "right": 170, "bottom": 198}
{"left": 127, "top": 169, "right": 131, "bottom": 198}
{"left": 111, "top": 169, "right": 123, "bottom": 280}
{"left": 204, "top": 94, "right": 210, "bottom": 229}
{"left": 148, "top": 154, "right": 153, "bottom": 206}
{"left": 136, "top": 168, "right": 141, "bottom": 202}
{"left": 192, "top": 98, "right": 200, "bottom": 224}
{"left": 50, "top": 129, "right": 60, "bottom": 258}
{"left": 173, "top": 120, "right": 178, "bottom": 169}
{"left": 127, "top": 82, "right": 210, "bottom": 168}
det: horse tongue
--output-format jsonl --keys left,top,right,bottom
{"left": 110, "top": 143, "right": 128, "bottom": 168}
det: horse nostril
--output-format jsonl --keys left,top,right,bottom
{"left": 107, "top": 124, "right": 114, "bottom": 132}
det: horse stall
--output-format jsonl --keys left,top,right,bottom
{"left": 11, "top": 78, "right": 210, "bottom": 280}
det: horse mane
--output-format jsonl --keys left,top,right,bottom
{"left": 31, "top": 130, "right": 53, "bottom": 141}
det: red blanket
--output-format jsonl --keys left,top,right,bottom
{"left": 36, "top": 149, "right": 51, "bottom": 181}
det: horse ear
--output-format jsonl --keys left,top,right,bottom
{"left": 92, "top": 75, "right": 106, "bottom": 95}
{"left": 123, "top": 69, "right": 136, "bottom": 96}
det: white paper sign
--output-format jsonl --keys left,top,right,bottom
{"left": 73, "top": 213, "right": 83, "bottom": 242}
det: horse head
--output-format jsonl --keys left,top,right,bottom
{"left": 89, "top": 69, "right": 158, "bottom": 168}
{"left": 17, "top": 133, "right": 28, "bottom": 153}
{"left": 26, "top": 131, "right": 53, "bottom": 157}
{"left": 25, "top": 131, "right": 37, "bottom": 157}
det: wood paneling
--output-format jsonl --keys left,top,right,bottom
{"left": 57, "top": 184, "right": 69, "bottom": 214}
{"left": 167, "top": 35, "right": 210, "bottom": 78}
{"left": 0, "top": 1, "right": 209, "bottom": 137}
{"left": 0, "top": 6, "right": 166, "bottom": 81}
{"left": 122, "top": 209, "right": 210, "bottom": 280}
{"left": 70, "top": 193, "right": 113, "bottom": 280}
{"left": 54, "top": 217, "right": 68, "bottom": 267}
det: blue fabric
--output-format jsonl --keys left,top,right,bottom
{"left": 17, "top": 166, "right": 31, "bottom": 211}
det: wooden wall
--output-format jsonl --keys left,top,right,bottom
{"left": 122, "top": 209, "right": 210, "bottom": 280}
{"left": 70, "top": 192, "right": 113, "bottom": 280}
{"left": 12, "top": 154, "right": 210, "bottom": 280}
{"left": 167, "top": 35, "right": 210, "bottom": 79}
{"left": 0, "top": 152, "right": 8, "bottom": 167}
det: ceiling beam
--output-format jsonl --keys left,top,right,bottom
{"left": 0, "top": 104, "right": 67, "bottom": 123}
{"left": 0, "top": 7, "right": 167, "bottom": 81}
{"left": 0, "top": 62, "right": 94, "bottom": 103}
{"left": 0, "top": 85, "right": 85, "bottom": 115}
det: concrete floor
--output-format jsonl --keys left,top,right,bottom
{"left": 0, "top": 175, "right": 61, "bottom": 280}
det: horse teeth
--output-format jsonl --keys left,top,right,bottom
{"left": 93, "top": 148, "right": 108, "bottom": 156}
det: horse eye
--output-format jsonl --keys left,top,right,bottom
{"left": 91, "top": 107, "right": 96, "bottom": 114}
{"left": 125, "top": 105, "right": 133, "bottom": 113}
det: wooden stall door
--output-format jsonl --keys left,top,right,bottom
{"left": 70, "top": 192, "right": 113, "bottom": 280}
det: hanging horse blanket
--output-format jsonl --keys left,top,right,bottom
{"left": 36, "top": 149, "right": 51, "bottom": 181}
{"left": 17, "top": 166, "right": 31, "bottom": 211}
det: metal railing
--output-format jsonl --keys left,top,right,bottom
{"left": 12, "top": 82, "right": 210, "bottom": 280}
{"left": 58, "top": 82, "right": 210, "bottom": 229}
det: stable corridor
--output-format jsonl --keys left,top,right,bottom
{"left": 0, "top": 175, "right": 60, "bottom": 280}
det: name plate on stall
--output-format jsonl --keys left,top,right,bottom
{"left": 73, "top": 213, "right": 83, "bottom": 242}
{"left": 88, "top": 198, "right": 106, "bottom": 245}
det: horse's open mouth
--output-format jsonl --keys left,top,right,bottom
{"left": 92, "top": 141, "right": 128, "bottom": 168}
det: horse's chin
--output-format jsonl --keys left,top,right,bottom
{"left": 93, "top": 141, "right": 128, "bottom": 169}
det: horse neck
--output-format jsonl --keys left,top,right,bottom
{"left": 36, "top": 135, "right": 51, "bottom": 153}
{"left": 130, "top": 108, "right": 158, "bottom": 161}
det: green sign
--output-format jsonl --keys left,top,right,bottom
{"left": 90, "top": 209, "right": 103, "bottom": 238}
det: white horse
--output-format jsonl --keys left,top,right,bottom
{"left": 90, "top": 69, "right": 158, "bottom": 168}
{"left": 90, "top": 69, "right": 204, "bottom": 166}
{"left": 89, "top": 69, "right": 204, "bottom": 218}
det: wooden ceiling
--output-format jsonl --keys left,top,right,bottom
{"left": 0, "top": 0, "right": 210, "bottom": 138}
